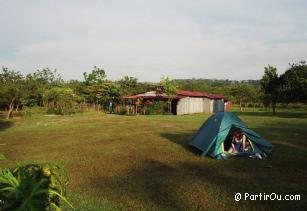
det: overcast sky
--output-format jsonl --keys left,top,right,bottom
{"left": 1, "top": 0, "right": 306, "bottom": 81}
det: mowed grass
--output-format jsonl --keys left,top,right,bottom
{"left": 0, "top": 110, "right": 307, "bottom": 210}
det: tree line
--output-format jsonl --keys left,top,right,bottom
{"left": 173, "top": 62, "right": 307, "bottom": 113}
{"left": 260, "top": 61, "right": 307, "bottom": 114}
{"left": 0, "top": 62, "right": 306, "bottom": 118}
{"left": 0, "top": 66, "right": 172, "bottom": 118}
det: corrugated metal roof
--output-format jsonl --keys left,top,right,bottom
{"left": 123, "top": 91, "right": 182, "bottom": 99}
{"left": 123, "top": 90, "right": 226, "bottom": 100}
{"left": 176, "top": 90, "right": 225, "bottom": 99}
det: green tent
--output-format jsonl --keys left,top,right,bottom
{"left": 189, "top": 112, "right": 272, "bottom": 159}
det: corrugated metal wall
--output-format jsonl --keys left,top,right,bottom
{"left": 176, "top": 97, "right": 199, "bottom": 115}
{"left": 213, "top": 99, "right": 225, "bottom": 112}
{"left": 176, "top": 97, "right": 224, "bottom": 115}
{"left": 203, "top": 98, "right": 212, "bottom": 113}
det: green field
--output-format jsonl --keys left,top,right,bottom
{"left": 0, "top": 110, "right": 306, "bottom": 210}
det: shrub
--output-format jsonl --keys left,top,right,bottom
{"left": 46, "top": 107, "right": 58, "bottom": 115}
{"left": 0, "top": 153, "right": 5, "bottom": 160}
{"left": 44, "top": 87, "right": 78, "bottom": 115}
{"left": 21, "top": 106, "right": 47, "bottom": 118}
{"left": 0, "top": 163, "right": 73, "bottom": 210}
{"left": 114, "top": 105, "right": 127, "bottom": 115}
{"left": 146, "top": 101, "right": 166, "bottom": 115}
{"left": 0, "top": 143, "right": 6, "bottom": 160}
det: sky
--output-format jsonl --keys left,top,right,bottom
{"left": 0, "top": 0, "right": 307, "bottom": 81}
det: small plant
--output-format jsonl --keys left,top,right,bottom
{"left": 0, "top": 144, "right": 6, "bottom": 160}
{"left": 21, "top": 107, "right": 32, "bottom": 118}
{"left": 114, "top": 105, "right": 127, "bottom": 115}
{"left": 0, "top": 153, "right": 5, "bottom": 160}
{"left": 0, "top": 163, "right": 73, "bottom": 211}
{"left": 21, "top": 106, "right": 47, "bottom": 118}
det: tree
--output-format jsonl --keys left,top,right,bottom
{"left": 230, "top": 85, "right": 253, "bottom": 111}
{"left": 22, "top": 75, "right": 43, "bottom": 106}
{"left": 246, "top": 86, "right": 262, "bottom": 110}
{"left": 260, "top": 65, "right": 280, "bottom": 114}
{"left": 83, "top": 66, "right": 106, "bottom": 85}
{"left": 0, "top": 67, "right": 24, "bottom": 119}
{"left": 27, "top": 68, "right": 64, "bottom": 107}
{"left": 118, "top": 76, "right": 138, "bottom": 96}
{"left": 279, "top": 61, "right": 307, "bottom": 103}
{"left": 32, "top": 68, "right": 63, "bottom": 87}
{"left": 43, "top": 87, "right": 78, "bottom": 115}
{"left": 87, "top": 82, "right": 120, "bottom": 109}
{"left": 158, "top": 76, "right": 177, "bottom": 113}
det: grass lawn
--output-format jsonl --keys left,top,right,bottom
{"left": 0, "top": 110, "right": 306, "bottom": 210}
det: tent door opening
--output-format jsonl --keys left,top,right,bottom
{"left": 223, "top": 126, "right": 254, "bottom": 154}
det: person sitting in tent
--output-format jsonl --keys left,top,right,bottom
{"left": 189, "top": 112, "right": 272, "bottom": 159}
{"left": 228, "top": 128, "right": 247, "bottom": 154}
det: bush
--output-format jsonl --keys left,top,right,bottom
{"left": 0, "top": 153, "right": 5, "bottom": 160}
{"left": 0, "top": 163, "right": 73, "bottom": 210}
{"left": 280, "top": 103, "right": 307, "bottom": 109}
{"left": 114, "top": 105, "right": 127, "bottom": 115}
{"left": 21, "top": 106, "right": 46, "bottom": 118}
{"left": 46, "top": 107, "right": 60, "bottom": 115}
{"left": 145, "top": 101, "right": 166, "bottom": 115}
{"left": 44, "top": 87, "right": 78, "bottom": 115}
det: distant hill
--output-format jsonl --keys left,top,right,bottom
{"left": 172, "top": 78, "right": 260, "bottom": 87}
{"left": 171, "top": 78, "right": 260, "bottom": 95}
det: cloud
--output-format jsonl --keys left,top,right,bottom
{"left": 0, "top": 0, "right": 306, "bottom": 81}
